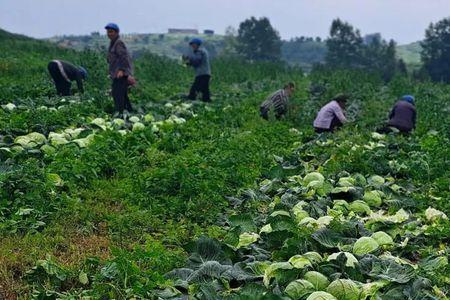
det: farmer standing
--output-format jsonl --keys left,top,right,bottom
{"left": 380, "top": 95, "right": 417, "bottom": 133}
{"left": 313, "top": 94, "right": 348, "bottom": 133}
{"left": 47, "top": 60, "right": 87, "bottom": 96}
{"left": 182, "top": 38, "right": 211, "bottom": 102}
{"left": 260, "top": 82, "right": 295, "bottom": 120}
{"left": 105, "top": 23, "right": 133, "bottom": 117}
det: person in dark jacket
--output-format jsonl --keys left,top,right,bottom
{"left": 379, "top": 95, "right": 417, "bottom": 134}
{"left": 47, "top": 60, "right": 87, "bottom": 96}
{"left": 105, "top": 22, "right": 133, "bottom": 117}
{"left": 182, "top": 38, "right": 211, "bottom": 102}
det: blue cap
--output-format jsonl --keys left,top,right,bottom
{"left": 401, "top": 95, "right": 415, "bottom": 105}
{"left": 105, "top": 23, "right": 120, "bottom": 32}
{"left": 79, "top": 67, "right": 88, "bottom": 80}
{"left": 189, "top": 38, "right": 203, "bottom": 46}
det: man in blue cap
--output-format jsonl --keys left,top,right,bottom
{"left": 182, "top": 38, "right": 211, "bottom": 102}
{"left": 105, "top": 22, "right": 134, "bottom": 117}
{"left": 47, "top": 60, "right": 87, "bottom": 96}
{"left": 381, "top": 95, "right": 417, "bottom": 133}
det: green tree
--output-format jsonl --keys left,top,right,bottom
{"left": 421, "top": 17, "right": 450, "bottom": 82}
{"left": 281, "top": 37, "right": 326, "bottom": 70}
{"left": 221, "top": 26, "right": 239, "bottom": 57}
{"left": 325, "top": 20, "right": 402, "bottom": 81}
{"left": 381, "top": 40, "right": 399, "bottom": 80}
{"left": 325, "top": 18, "right": 364, "bottom": 68}
{"left": 236, "top": 17, "right": 282, "bottom": 61}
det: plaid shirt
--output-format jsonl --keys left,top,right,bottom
{"left": 260, "top": 89, "right": 289, "bottom": 116}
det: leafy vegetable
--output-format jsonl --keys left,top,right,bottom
{"left": 425, "top": 207, "right": 448, "bottom": 222}
{"left": 327, "top": 252, "right": 358, "bottom": 268}
{"left": 285, "top": 279, "right": 315, "bottom": 299}
{"left": 353, "top": 237, "right": 379, "bottom": 255}
{"left": 326, "top": 279, "right": 361, "bottom": 300}
{"left": 304, "top": 271, "right": 330, "bottom": 290}
{"left": 371, "top": 231, "right": 394, "bottom": 247}
{"left": 363, "top": 190, "right": 383, "bottom": 207}
{"left": 306, "top": 291, "right": 337, "bottom": 300}
{"left": 288, "top": 255, "right": 313, "bottom": 269}
{"left": 132, "top": 122, "right": 145, "bottom": 132}
{"left": 237, "top": 232, "right": 259, "bottom": 248}
{"left": 303, "top": 172, "right": 325, "bottom": 189}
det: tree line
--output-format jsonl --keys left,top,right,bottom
{"left": 226, "top": 16, "right": 450, "bottom": 83}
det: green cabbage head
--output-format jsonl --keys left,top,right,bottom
{"left": 326, "top": 279, "right": 361, "bottom": 300}
{"left": 363, "top": 190, "right": 382, "bottom": 207}
{"left": 303, "top": 172, "right": 325, "bottom": 189}
{"left": 353, "top": 236, "right": 379, "bottom": 255}
{"left": 349, "top": 200, "right": 371, "bottom": 215}
{"left": 368, "top": 175, "right": 385, "bottom": 188}
{"left": 285, "top": 279, "right": 315, "bottom": 299}
{"left": 304, "top": 271, "right": 330, "bottom": 290}
{"left": 306, "top": 291, "right": 337, "bottom": 300}
{"left": 371, "top": 231, "right": 394, "bottom": 246}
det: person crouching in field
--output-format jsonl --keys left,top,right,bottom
{"left": 182, "top": 38, "right": 211, "bottom": 102}
{"left": 260, "top": 82, "right": 295, "bottom": 120}
{"left": 378, "top": 95, "right": 417, "bottom": 134}
{"left": 47, "top": 60, "right": 87, "bottom": 96}
{"left": 105, "top": 23, "right": 134, "bottom": 117}
{"left": 313, "top": 94, "right": 348, "bottom": 133}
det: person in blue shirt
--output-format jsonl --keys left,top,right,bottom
{"left": 182, "top": 38, "right": 211, "bottom": 102}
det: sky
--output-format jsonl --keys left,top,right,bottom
{"left": 1, "top": 0, "right": 449, "bottom": 44}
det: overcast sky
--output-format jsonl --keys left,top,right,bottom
{"left": 1, "top": 0, "right": 449, "bottom": 44}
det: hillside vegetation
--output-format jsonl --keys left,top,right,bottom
{"left": 46, "top": 32, "right": 422, "bottom": 70}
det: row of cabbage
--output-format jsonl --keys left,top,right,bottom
{"left": 158, "top": 134, "right": 449, "bottom": 299}
{"left": 0, "top": 101, "right": 196, "bottom": 158}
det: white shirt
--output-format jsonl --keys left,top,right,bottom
{"left": 313, "top": 100, "right": 347, "bottom": 129}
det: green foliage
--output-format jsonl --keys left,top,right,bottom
{"left": 421, "top": 17, "right": 450, "bottom": 82}
{"left": 0, "top": 27, "right": 449, "bottom": 300}
{"left": 282, "top": 37, "right": 326, "bottom": 71}
{"left": 325, "top": 19, "right": 405, "bottom": 81}
{"left": 236, "top": 17, "right": 282, "bottom": 62}
{"left": 326, "top": 19, "right": 365, "bottom": 68}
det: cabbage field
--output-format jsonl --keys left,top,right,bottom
{"left": 0, "top": 29, "right": 449, "bottom": 299}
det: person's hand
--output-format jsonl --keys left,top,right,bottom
{"left": 116, "top": 70, "right": 124, "bottom": 78}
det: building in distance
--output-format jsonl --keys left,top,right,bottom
{"left": 168, "top": 28, "right": 199, "bottom": 34}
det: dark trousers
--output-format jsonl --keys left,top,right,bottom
{"left": 315, "top": 116, "right": 343, "bottom": 133}
{"left": 48, "top": 62, "right": 71, "bottom": 96}
{"left": 260, "top": 106, "right": 284, "bottom": 120}
{"left": 377, "top": 125, "right": 411, "bottom": 134}
{"left": 112, "top": 77, "right": 132, "bottom": 113}
{"left": 188, "top": 75, "right": 211, "bottom": 102}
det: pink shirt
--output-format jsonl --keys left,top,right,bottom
{"left": 313, "top": 100, "right": 347, "bottom": 129}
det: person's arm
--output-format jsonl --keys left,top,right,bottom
{"left": 388, "top": 106, "right": 396, "bottom": 119}
{"left": 412, "top": 109, "right": 417, "bottom": 129}
{"left": 76, "top": 74, "right": 84, "bottom": 94}
{"left": 188, "top": 51, "right": 203, "bottom": 67}
{"left": 115, "top": 41, "right": 132, "bottom": 76}
{"left": 334, "top": 104, "right": 347, "bottom": 123}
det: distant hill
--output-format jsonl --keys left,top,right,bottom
{"left": 47, "top": 32, "right": 226, "bottom": 59}
{"left": 396, "top": 41, "right": 422, "bottom": 67}
{"left": 46, "top": 32, "right": 423, "bottom": 70}
{"left": 281, "top": 37, "right": 327, "bottom": 70}
{"left": 0, "top": 28, "right": 35, "bottom": 41}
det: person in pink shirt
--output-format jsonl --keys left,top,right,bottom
{"left": 313, "top": 94, "right": 348, "bottom": 133}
